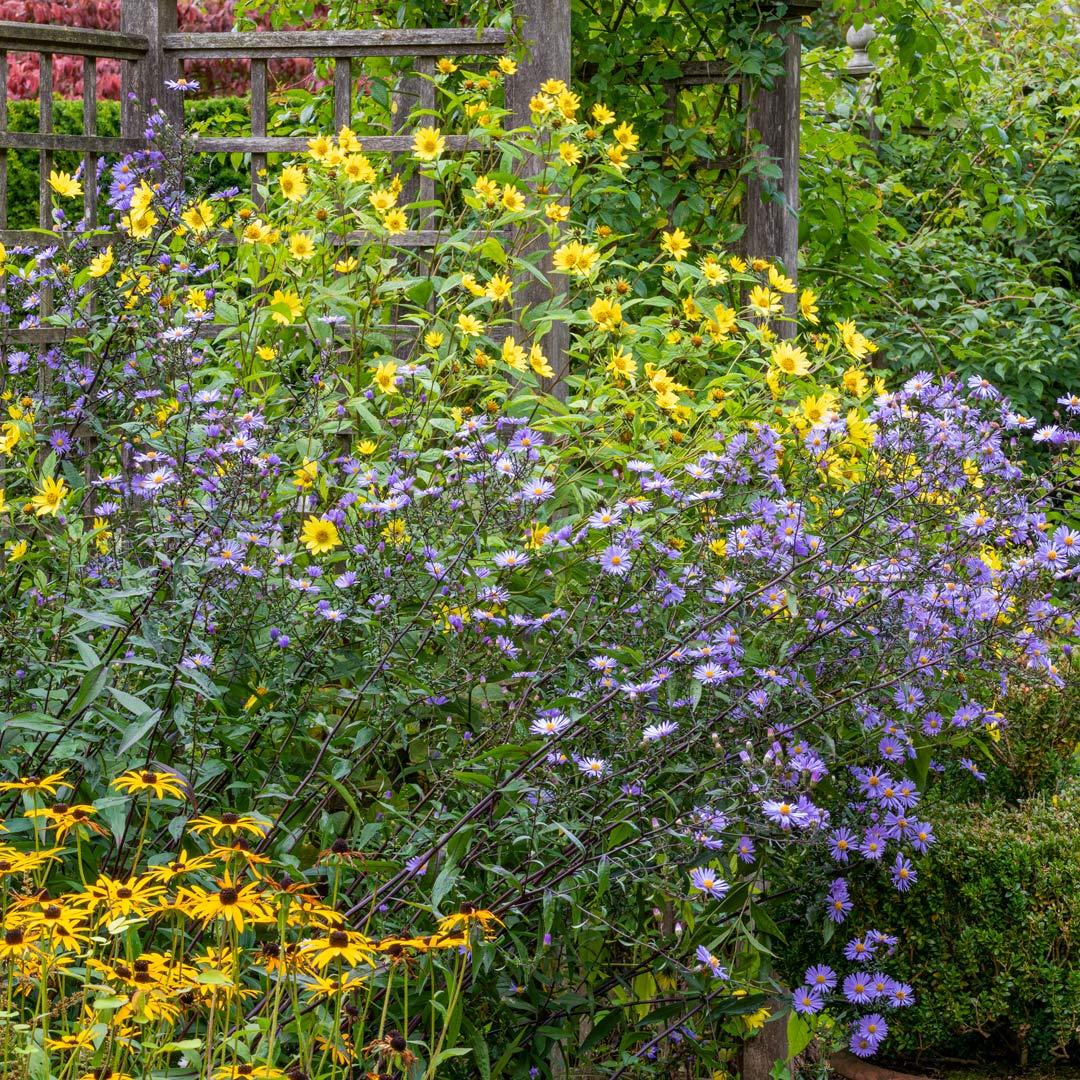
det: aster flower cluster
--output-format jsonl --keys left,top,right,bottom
{"left": 0, "top": 70, "right": 1077, "bottom": 1077}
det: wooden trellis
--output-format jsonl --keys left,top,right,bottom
{"left": 0, "top": 0, "right": 812, "bottom": 350}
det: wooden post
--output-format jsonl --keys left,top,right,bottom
{"left": 506, "top": 0, "right": 571, "bottom": 399}
{"left": 121, "top": 0, "right": 180, "bottom": 138}
{"left": 743, "top": 15, "right": 804, "bottom": 335}
{"left": 738, "top": 1001, "right": 790, "bottom": 1080}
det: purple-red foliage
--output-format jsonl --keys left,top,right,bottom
{"left": 0, "top": 0, "right": 325, "bottom": 100}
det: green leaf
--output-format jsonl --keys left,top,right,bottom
{"left": 117, "top": 710, "right": 162, "bottom": 755}
{"left": 66, "top": 663, "right": 109, "bottom": 719}
{"left": 108, "top": 687, "right": 152, "bottom": 716}
{"left": 786, "top": 1013, "right": 814, "bottom": 1060}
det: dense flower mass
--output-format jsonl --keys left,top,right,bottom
{"left": 0, "top": 58, "right": 1077, "bottom": 1079}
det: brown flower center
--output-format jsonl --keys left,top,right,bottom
{"left": 141, "top": 772, "right": 158, "bottom": 784}
{"left": 117, "top": 888, "right": 133, "bottom": 900}
{"left": 43, "top": 905, "right": 62, "bottom": 920}
{"left": 218, "top": 887, "right": 239, "bottom": 905}
{"left": 220, "top": 811, "right": 240, "bottom": 824}
{"left": 4, "top": 928, "right": 24, "bottom": 946}
{"left": 328, "top": 930, "right": 349, "bottom": 948}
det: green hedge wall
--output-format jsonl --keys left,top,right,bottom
{"left": 5, "top": 97, "right": 251, "bottom": 228}
{"left": 785, "top": 789, "right": 1080, "bottom": 1067}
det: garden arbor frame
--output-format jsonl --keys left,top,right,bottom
{"left": 0, "top": 0, "right": 814, "bottom": 347}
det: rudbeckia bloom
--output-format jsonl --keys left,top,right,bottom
{"left": 434, "top": 903, "right": 504, "bottom": 941}
{"left": 111, "top": 768, "right": 187, "bottom": 800}
{"left": 0, "top": 769, "right": 69, "bottom": 796}
{"left": 182, "top": 874, "right": 274, "bottom": 933}
{"left": 188, "top": 811, "right": 271, "bottom": 838}
{"left": 302, "top": 928, "right": 376, "bottom": 970}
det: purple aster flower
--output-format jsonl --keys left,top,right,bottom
{"left": 735, "top": 836, "right": 756, "bottom": 863}
{"left": 844, "top": 936, "right": 876, "bottom": 962}
{"left": 888, "top": 982, "right": 915, "bottom": 1007}
{"left": 849, "top": 1033, "right": 876, "bottom": 1058}
{"left": 577, "top": 756, "right": 608, "bottom": 778}
{"left": 598, "top": 544, "right": 633, "bottom": 576}
{"left": 966, "top": 374, "right": 1000, "bottom": 400}
{"left": 805, "top": 964, "right": 836, "bottom": 991}
{"left": 49, "top": 430, "right": 73, "bottom": 455}
{"left": 890, "top": 853, "right": 917, "bottom": 892}
{"left": 689, "top": 866, "right": 729, "bottom": 899}
{"left": 695, "top": 944, "right": 728, "bottom": 979}
{"left": 829, "top": 827, "right": 856, "bottom": 863}
{"left": 642, "top": 720, "right": 678, "bottom": 741}
{"left": 826, "top": 879, "right": 853, "bottom": 924}
{"left": 531, "top": 711, "right": 573, "bottom": 737}
{"left": 910, "top": 821, "right": 936, "bottom": 853}
{"left": 843, "top": 971, "right": 875, "bottom": 1004}
{"left": 792, "top": 985, "right": 825, "bottom": 1015}
{"left": 521, "top": 478, "right": 555, "bottom": 503}
{"left": 494, "top": 549, "right": 529, "bottom": 569}
{"left": 762, "top": 799, "right": 809, "bottom": 831}
{"left": 960, "top": 757, "right": 986, "bottom": 781}
{"left": 858, "top": 827, "right": 887, "bottom": 861}
{"left": 858, "top": 1013, "right": 888, "bottom": 1045}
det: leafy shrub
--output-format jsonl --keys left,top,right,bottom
{"left": 785, "top": 787, "right": 1080, "bottom": 1067}
{"left": 801, "top": 1, "right": 1080, "bottom": 422}
{"left": 0, "top": 60, "right": 1077, "bottom": 1079}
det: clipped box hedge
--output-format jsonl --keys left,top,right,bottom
{"left": 786, "top": 786, "right": 1080, "bottom": 1067}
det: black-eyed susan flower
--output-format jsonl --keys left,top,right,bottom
{"left": 19, "top": 901, "right": 90, "bottom": 947}
{"left": 25, "top": 802, "right": 108, "bottom": 841}
{"left": 0, "top": 769, "right": 69, "bottom": 795}
{"left": 302, "top": 928, "right": 376, "bottom": 970}
{"left": 303, "top": 972, "right": 368, "bottom": 1004}
{"left": 212, "top": 1065, "right": 286, "bottom": 1079}
{"left": 143, "top": 848, "right": 216, "bottom": 884}
{"left": 435, "top": 902, "right": 504, "bottom": 941}
{"left": 182, "top": 874, "right": 274, "bottom": 933}
{"left": 209, "top": 836, "right": 272, "bottom": 867}
{"left": 188, "top": 810, "right": 271, "bottom": 838}
{"left": 77, "top": 874, "right": 166, "bottom": 923}
{"left": 111, "top": 768, "right": 187, "bottom": 801}
{"left": 0, "top": 925, "right": 36, "bottom": 961}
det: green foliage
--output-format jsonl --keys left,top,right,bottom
{"left": 4, "top": 97, "right": 250, "bottom": 228}
{"left": 791, "top": 790, "right": 1080, "bottom": 1066}
{"left": 800, "top": 1, "right": 1080, "bottom": 419}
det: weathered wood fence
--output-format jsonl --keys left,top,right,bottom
{"left": 0, "top": 0, "right": 815, "bottom": 347}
